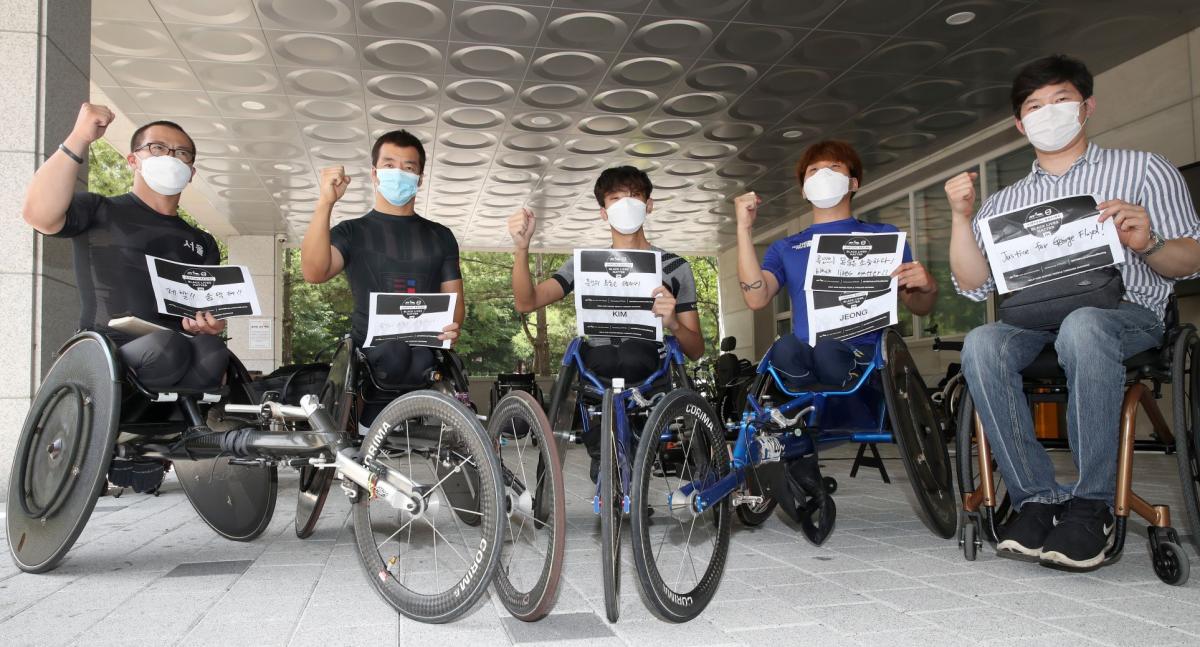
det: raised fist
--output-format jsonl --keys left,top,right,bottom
{"left": 319, "top": 166, "right": 350, "bottom": 205}
{"left": 943, "top": 171, "right": 978, "bottom": 221}
{"left": 734, "top": 191, "right": 762, "bottom": 230}
{"left": 70, "top": 102, "right": 114, "bottom": 146}
{"left": 508, "top": 207, "right": 536, "bottom": 249}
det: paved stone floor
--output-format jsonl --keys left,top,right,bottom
{"left": 3, "top": 443, "right": 1200, "bottom": 646}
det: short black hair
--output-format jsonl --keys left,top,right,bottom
{"left": 130, "top": 120, "right": 196, "bottom": 157}
{"left": 372, "top": 129, "right": 426, "bottom": 173}
{"left": 593, "top": 166, "right": 653, "bottom": 208}
{"left": 1010, "top": 54, "right": 1093, "bottom": 118}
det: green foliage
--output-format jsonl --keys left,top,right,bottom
{"left": 284, "top": 249, "right": 353, "bottom": 364}
{"left": 86, "top": 138, "right": 226, "bottom": 262}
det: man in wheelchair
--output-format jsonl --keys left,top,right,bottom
{"left": 732, "top": 139, "right": 938, "bottom": 528}
{"left": 300, "top": 129, "right": 463, "bottom": 430}
{"left": 507, "top": 165, "right": 706, "bottom": 481}
{"left": 948, "top": 55, "right": 1200, "bottom": 571}
{"left": 22, "top": 103, "right": 229, "bottom": 392}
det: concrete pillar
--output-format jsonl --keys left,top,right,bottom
{"left": 223, "top": 235, "right": 284, "bottom": 375}
{"left": 0, "top": 0, "right": 90, "bottom": 502}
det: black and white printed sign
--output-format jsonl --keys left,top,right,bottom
{"left": 804, "top": 233, "right": 906, "bottom": 292}
{"left": 806, "top": 288, "right": 897, "bottom": 345}
{"left": 145, "top": 255, "right": 261, "bottom": 319}
{"left": 365, "top": 292, "right": 456, "bottom": 349}
{"left": 982, "top": 194, "right": 1124, "bottom": 294}
{"left": 574, "top": 248, "right": 663, "bottom": 342}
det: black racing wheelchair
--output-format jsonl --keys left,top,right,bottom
{"left": 954, "top": 297, "right": 1198, "bottom": 585}
{"left": 7, "top": 331, "right": 508, "bottom": 623}
{"left": 299, "top": 337, "right": 566, "bottom": 622}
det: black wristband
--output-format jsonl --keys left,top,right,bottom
{"left": 58, "top": 143, "right": 84, "bottom": 164}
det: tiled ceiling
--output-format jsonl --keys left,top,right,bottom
{"left": 89, "top": 0, "right": 1200, "bottom": 252}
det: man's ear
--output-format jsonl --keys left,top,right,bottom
{"left": 1081, "top": 96, "right": 1097, "bottom": 122}
{"left": 1013, "top": 115, "right": 1026, "bottom": 137}
{"left": 848, "top": 178, "right": 859, "bottom": 193}
{"left": 645, "top": 197, "right": 654, "bottom": 214}
{"left": 599, "top": 207, "right": 609, "bottom": 223}
{"left": 126, "top": 153, "right": 138, "bottom": 170}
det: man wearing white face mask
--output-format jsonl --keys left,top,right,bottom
{"left": 301, "top": 130, "right": 463, "bottom": 429}
{"left": 507, "top": 165, "right": 705, "bottom": 481}
{"left": 947, "top": 55, "right": 1200, "bottom": 571}
{"left": 735, "top": 140, "right": 937, "bottom": 392}
{"left": 21, "top": 103, "right": 230, "bottom": 391}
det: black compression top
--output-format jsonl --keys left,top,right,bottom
{"left": 52, "top": 192, "right": 221, "bottom": 338}
{"left": 330, "top": 210, "right": 462, "bottom": 346}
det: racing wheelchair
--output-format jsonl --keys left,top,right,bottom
{"left": 6, "top": 331, "right": 506, "bottom": 624}
{"left": 543, "top": 336, "right": 704, "bottom": 623}
{"left": 625, "top": 328, "right": 957, "bottom": 622}
{"left": 955, "top": 298, "right": 1198, "bottom": 585}
{"left": 297, "top": 336, "right": 567, "bottom": 622}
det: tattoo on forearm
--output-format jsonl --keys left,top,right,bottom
{"left": 740, "top": 280, "right": 762, "bottom": 292}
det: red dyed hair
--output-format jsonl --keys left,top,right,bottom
{"left": 795, "top": 140, "right": 864, "bottom": 190}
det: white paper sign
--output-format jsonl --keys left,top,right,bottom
{"left": 145, "top": 255, "right": 261, "bottom": 319}
{"left": 981, "top": 194, "right": 1124, "bottom": 295}
{"left": 364, "top": 292, "right": 456, "bottom": 349}
{"left": 573, "top": 248, "right": 663, "bottom": 342}
{"left": 806, "top": 286, "right": 898, "bottom": 345}
{"left": 804, "top": 232, "right": 907, "bottom": 293}
{"left": 248, "top": 318, "right": 272, "bottom": 350}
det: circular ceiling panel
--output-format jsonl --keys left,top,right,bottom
{"left": 370, "top": 103, "right": 436, "bottom": 126}
{"left": 295, "top": 99, "right": 363, "bottom": 122}
{"left": 449, "top": 45, "right": 527, "bottom": 77}
{"left": 625, "top": 141, "right": 680, "bottom": 158}
{"left": 662, "top": 93, "right": 727, "bottom": 117}
{"left": 512, "top": 111, "right": 572, "bottom": 132}
{"left": 565, "top": 137, "right": 620, "bottom": 155}
{"left": 363, "top": 39, "right": 442, "bottom": 71}
{"left": 176, "top": 27, "right": 268, "bottom": 63}
{"left": 445, "top": 79, "right": 515, "bottom": 105}
{"left": 497, "top": 152, "right": 547, "bottom": 170}
{"left": 442, "top": 107, "right": 506, "bottom": 129}
{"left": 631, "top": 19, "right": 715, "bottom": 55}
{"left": 759, "top": 68, "right": 831, "bottom": 97}
{"left": 196, "top": 64, "right": 280, "bottom": 93}
{"left": 365, "top": 73, "right": 438, "bottom": 101}
{"left": 666, "top": 161, "right": 714, "bottom": 176}
{"left": 456, "top": 4, "right": 541, "bottom": 42}
{"left": 879, "top": 132, "right": 936, "bottom": 150}
{"left": 257, "top": 0, "right": 353, "bottom": 31}
{"left": 728, "top": 95, "right": 792, "bottom": 121}
{"left": 703, "top": 122, "right": 763, "bottom": 142}
{"left": 642, "top": 118, "right": 702, "bottom": 139}
{"left": 531, "top": 51, "right": 607, "bottom": 81}
{"left": 437, "top": 151, "right": 488, "bottom": 167}
{"left": 915, "top": 110, "right": 979, "bottom": 131}
{"left": 856, "top": 105, "right": 920, "bottom": 127}
{"left": 271, "top": 33, "right": 356, "bottom": 67}
{"left": 685, "top": 62, "right": 759, "bottom": 92}
{"left": 310, "top": 144, "right": 366, "bottom": 163}
{"left": 593, "top": 89, "right": 660, "bottom": 113}
{"left": 93, "top": 21, "right": 177, "bottom": 58}
{"left": 520, "top": 84, "right": 587, "bottom": 109}
{"left": 440, "top": 130, "right": 497, "bottom": 150}
{"left": 717, "top": 162, "right": 767, "bottom": 178}
{"left": 287, "top": 69, "right": 361, "bottom": 97}
{"left": 611, "top": 57, "right": 685, "bottom": 87}
{"left": 504, "top": 134, "right": 560, "bottom": 152}
{"left": 544, "top": 12, "right": 629, "bottom": 49}
{"left": 578, "top": 114, "right": 639, "bottom": 136}
{"left": 360, "top": 0, "right": 448, "bottom": 38}
{"left": 714, "top": 25, "right": 796, "bottom": 62}
{"left": 791, "top": 101, "right": 856, "bottom": 125}
{"left": 155, "top": 0, "right": 256, "bottom": 25}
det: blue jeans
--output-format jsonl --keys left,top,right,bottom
{"left": 961, "top": 303, "right": 1163, "bottom": 510}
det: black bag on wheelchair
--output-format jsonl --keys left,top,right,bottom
{"left": 997, "top": 267, "right": 1124, "bottom": 332}
{"left": 252, "top": 362, "right": 330, "bottom": 405}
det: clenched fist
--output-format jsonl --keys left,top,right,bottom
{"left": 944, "top": 171, "right": 978, "bottom": 221}
{"left": 734, "top": 191, "right": 762, "bottom": 231}
{"left": 508, "top": 207, "right": 536, "bottom": 250}
{"left": 70, "top": 102, "right": 114, "bottom": 147}
{"left": 318, "top": 166, "right": 350, "bottom": 205}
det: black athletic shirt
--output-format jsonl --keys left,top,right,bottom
{"left": 330, "top": 210, "right": 462, "bottom": 346}
{"left": 52, "top": 192, "right": 220, "bottom": 338}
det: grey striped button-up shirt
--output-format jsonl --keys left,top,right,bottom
{"left": 954, "top": 143, "right": 1200, "bottom": 319}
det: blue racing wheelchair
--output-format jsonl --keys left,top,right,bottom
{"left": 544, "top": 336, "right": 708, "bottom": 623}
{"left": 627, "top": 328, "right": 956, "bottom": 622}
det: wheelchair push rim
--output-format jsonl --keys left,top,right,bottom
{"left": 881, "top": 329, "right": 958, "bottom": 539}
{"left": 488, "top": 390, "right": 567, "bottom": 622}
{"left": 631, "top": 389, "right": 731, "bottom": 623}
{"left": 1172, "top": 326, "right": 1200, "bottom": 553}
{"left": 351, "top": 390, "right": 504, "bottom": 624}
{"left": 7, "top": 334, "right": 121, "bottom": 573}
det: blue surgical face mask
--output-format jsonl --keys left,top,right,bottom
{"left": 375, "top": 168, "right": 419, "bottom": 206}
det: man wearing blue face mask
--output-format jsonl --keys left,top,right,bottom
{"left": 947, "top": 55, "right": 1200, "bottom": 572}
{"left": 301, "top": 130, "right": 463, "bottom": 429}
{"left": 507, "top": 165, "right": 705, "bottom": 481}
{"left": 21, "top": 102, "right": 230, "bottom": 391}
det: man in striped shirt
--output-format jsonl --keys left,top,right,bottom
{"left": 947, "top": 55, "right": 1200, "bottom": 571}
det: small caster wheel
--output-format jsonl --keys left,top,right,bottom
{"left": 1152, "top": 539, "right": 1190, "bottom": 586}
{"left": 963, "top": 520, "right": 978, "bottom": 561}
{"left": 822, "top": 476, "right": 837, "bottom": 494}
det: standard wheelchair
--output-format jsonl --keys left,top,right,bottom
{"left": 627, "top": 328, "right": 957, "bottom": 622}
{"left": 6, "top": 331, "right": 506, "bottom": 624}
{"left": 543, "top": 336, "right": 701, "bottom": 623}
{"left": 955, "top": 298, "right": 1198, "bottom": 585}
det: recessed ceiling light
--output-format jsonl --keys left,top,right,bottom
{"left": 241, "top": 100, "right": 266, "bottom": 110}
{"left": 273, "top": 163, "right": 293, "bottom": 171}
{"left": 945, "top": 11, "right": 976, "bottom": 25}
{"left": 782, "top": 130, "right": 804, "bottom": 139}
{"left": 529, "top": 115, "right": 552, "bottom": 126}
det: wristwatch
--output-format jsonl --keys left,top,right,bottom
{"left": 1137, "top": 229, "right": 1166, "bottom": 258}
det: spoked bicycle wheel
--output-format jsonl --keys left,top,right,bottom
{"left": 1172, "top": 327, "right": 1200, "bottom": 552}
{"left": 351, "top": 391, "right": 504, "bottom": 624}
{"left": 955, "top": 387, "right": 1011, "bottom": 543}
{"left": 599, "top": 388, "right": 623, "bottom": 623}
{"left": 489, "top": 391, "right": 566, "bottom": 622}
{"left": 631, "top": 390, "right": 731, "bottom": 622}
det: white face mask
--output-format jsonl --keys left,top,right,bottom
{"left": 138, "top": 155, "right": 192, "bottom": 196}
{"left": 605, "top": 196, "right": 647, "bottom": 234}
{"left": 1021, "top": 101, "right": 1085, "bottom": 152}
{"left": 803, "top": 167, "right": 851, "bottom": 209}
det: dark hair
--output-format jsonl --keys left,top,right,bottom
{"left": 1010, "top": 55, "right": 1093, "bottom": 117}
{"left": 795, "top": 140, "right": 864, "bottom": 190}
{"left": 593, "top": 166, "right": 653, "bottom": 208}
{"left": 130, "top": 120, "right": 195, "bottom": 157}
{"left": 372, "top": 129, "right": 426, "bottom": 173}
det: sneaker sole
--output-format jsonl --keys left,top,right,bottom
{"left": 1038, "top": 549, "right": 1105, "bottom": 572}
{"left": 996, "top": 539, "right": 1042, "bottom": 562}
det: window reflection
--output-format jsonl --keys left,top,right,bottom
{"left": 914, "top": 170, "right": 986, "bottom": 337}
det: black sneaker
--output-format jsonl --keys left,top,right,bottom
{"left": 1039, "top": 498, "right": 1114, "bottom": 571}
{"left": 589, "top": 456, "right": 600, "bottom": 484}
{"left": 996, "top": 501, "right": 1064, "bottom": 561}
